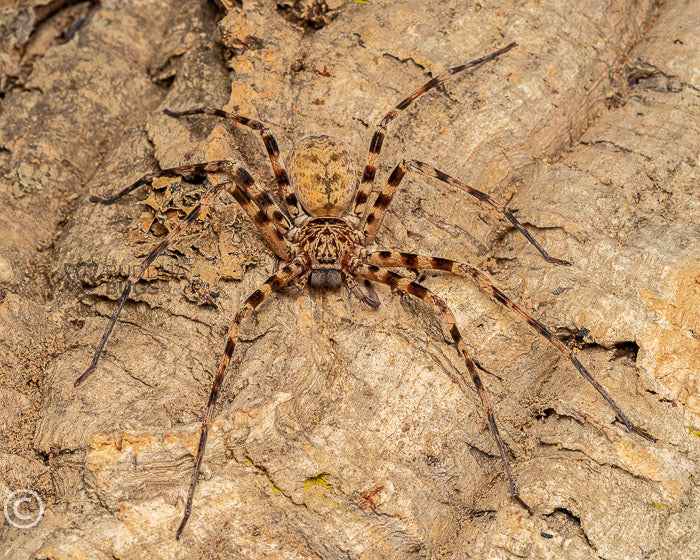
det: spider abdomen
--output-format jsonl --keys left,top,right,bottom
{"left": 286, "top": 135, "right": 357, "bottom": 217}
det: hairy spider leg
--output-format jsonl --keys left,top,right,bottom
{"left": 363, "top": 251, "right": 656, "bottom": 442}
{"left": 76, "top": 179, "right": 231, "bottom": 386}
{"left": 362, "top": 159, "right": 571, "bottom": 265}
{"left": 345, "top": 258, "right": 532, "bottom": 513}
{"left": 164, "top": 108, "right": 303, "bottom": 221}
{"left": 351, "top": 42, "right": 517, "bottom": 222}
{"left": 90, "top": 160, "right": 293, "bottom": 259}
{"left": 176, "top": 254, "right": 310, "bottom": 539}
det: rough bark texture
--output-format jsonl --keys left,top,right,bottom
{"left": 0, "top": 0, "right": 697, "bottom": 558}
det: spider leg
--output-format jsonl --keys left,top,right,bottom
{"left": 176, "top": 254, "right": 310, "bottom": 540}
{"left": 345, "top": 258, "right": 531, "bottom": 513}
{"left": 362, "top": 160, "right": 570, "bottom": 265}
{"left": 163, "top": 107, "right": 302, "bottom": 221}
{"left": 272, "top": 256, "right": 307, "bottom": 295}
{"left": 363, "top": 251, "right": 656, "bottom": 442}
{"left": 351, "top": 42, "right": 517, "bottom": 222}
{"left": 75, "top": 179, "right": 232, "bottom": 386}
{"left": 90, "top": 160, "right": 293, "bottom": 259}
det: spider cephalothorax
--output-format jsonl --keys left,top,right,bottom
{"left": 76, "top": 42, "right": 654, "bottom": 540}
{"left": 297, "top": 217, "right": 358, "bottom": 289}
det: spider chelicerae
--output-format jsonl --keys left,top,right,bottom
{"left": 75, "top": 42, "right": 655, "bottom": 539}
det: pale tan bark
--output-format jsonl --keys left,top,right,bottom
{"left": 0, "top": 1, "right": 697, "bottom": 558}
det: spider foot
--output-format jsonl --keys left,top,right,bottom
{"left": 74, "top": 364, "right": 95, "bottom": 387}
{"left": 176, "top": 516, "right": 187, "bottom": 540}
{"left": 545, "top": 255, "right": 572, "bottom": 266}
{"left": 629, "top": 423, "right": 657, "bottom": 443}
{"left": 513, "top": 494, "right": 534, "bottom": 515}
{"left": 615, "top": 413, "right": 656, "bottom": 442}
{"left": 89, "top": 194, "right": 115, "bottom": 205}
{"left": 163, "top": 108, "right": 189, "bottom": 118}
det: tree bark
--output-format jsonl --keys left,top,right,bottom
{"left": 0, "top": 0, "right": 697, "bottom": 558}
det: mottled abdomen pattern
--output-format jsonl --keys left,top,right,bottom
{"left": 286, "top": 135, "right": 357, "bottom": 217}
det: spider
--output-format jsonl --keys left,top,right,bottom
{"left": 75, "top": 42, "right": 655, "bottom": 540}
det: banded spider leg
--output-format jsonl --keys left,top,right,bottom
{"left": 176, "top": 254, "right": 310, "bottom": 539}
{"left": 351, "top": 41, "right": 518, "bottom": 221}
{"left": 354, "top": 252, "right": 656, "bottom": 443}
{"left": 361, "top": 159, "right": 571, "bottom": 266}
{"left": 76, "top": 160, "right": 293, "bottom": 383}
{"left": 346, "top": 257, "right": 533, "bottom": 511}
{"left": 163, "top": 107, "right": 304, "bottom": 222}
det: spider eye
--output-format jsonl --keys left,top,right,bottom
{"left": 286, "top": 135, "right": 357, "bottom": 217}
